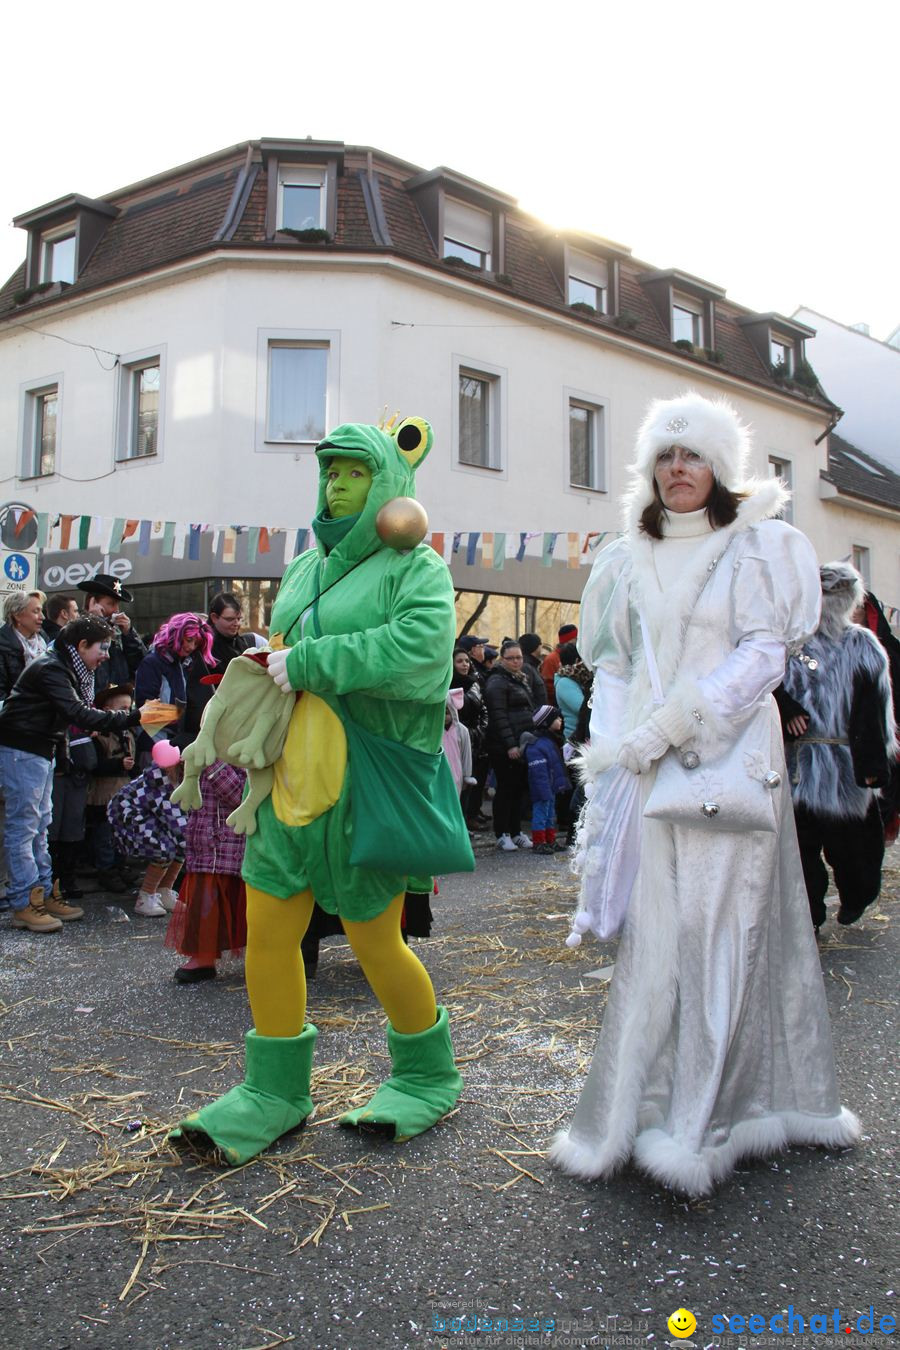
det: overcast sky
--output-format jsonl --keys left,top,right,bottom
{"left": 2, "top": 0, "right": 896, "bottom": 339}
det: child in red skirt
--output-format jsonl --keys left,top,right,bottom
{"left": 165, "top": 759, "right": 248, "bottom": 983}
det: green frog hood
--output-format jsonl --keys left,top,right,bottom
{"left": 313, "top": 418, "right": 433, "bottom": 567}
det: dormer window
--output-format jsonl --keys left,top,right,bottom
{"left": 672, "top": 292, "right": 704, "bottom": 345}
{"left": 443, "top": 198, "right": 492, "bottom": 269}
{"left": 770, "top": 336, "right": 794, "bottom": 374}
{"left": 278, "top": 166, "right": 326, "bottom": 232}
{"left": 567, "top": 250, "right": 608, "bottom": 312}
{"left": 40, "top": 228, "right": 76, "bottom": 284}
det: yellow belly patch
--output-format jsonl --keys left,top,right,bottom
{"left": 271, "top": 693, "right": 347, "bottom": 827}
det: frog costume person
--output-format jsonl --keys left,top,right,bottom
{"left": 172, "top": 418, "right": 468, "bottom": 1164}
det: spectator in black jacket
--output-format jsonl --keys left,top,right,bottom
{"left": 517, "top": 632, "right": 547, "bottom": 707}
{"left": 0, "top": 616, "right": 144, "bottom": 933}
{"left": 41, "top": 594, "right": 79, "bottom": 644}
{"left": 0, "top": 592, "right": 47, "bottom": 701}
{"left": 79, "top": 574, "right": 146, "bottom": 696}
{"left": 184, "top": 593, "right": 255, "bottom": 739}
{"left": 483, "top": 640, "right": 536, "bottom": 851}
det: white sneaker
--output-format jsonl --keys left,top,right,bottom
{"left": 158, "top": 887, "right": 179, "bottom": 913}
{"left": 512, "top": 833, "right": 533, "bottom": 849}
{"left": 135, "top": 891, "right": 167, "bottom": 917}
{"left": 496, "top": 833, "right": 518, "bottom": 851}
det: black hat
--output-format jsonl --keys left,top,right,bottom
{"left": 518, "top": 632, "right": 543, "bottom": 656}
{"left": 458, "top": 634, "right": 488, "bottom": 651}
{"left": 79, "top": 574, "right": 134, "bottom": 604}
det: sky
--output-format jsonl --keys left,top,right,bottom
{"left": 1, "top": 0, "right": 896, "bottom": 340}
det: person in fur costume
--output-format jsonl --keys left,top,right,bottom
{"left": 549, "top": 390, "right": 860, "bottom": 1197}
{"left": 777, "top": 562, "right": 896, "bottom": 932}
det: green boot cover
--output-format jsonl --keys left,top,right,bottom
{"left": 340, "top": 1005, "right": 461, "bottom": 1141}
{"left": 170, "top": 1024, "right": 317, "bottom": 1165}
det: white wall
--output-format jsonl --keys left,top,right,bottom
{"left": 795, "top": 307, "right": 900, "bottom": 470}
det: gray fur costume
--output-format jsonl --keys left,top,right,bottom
{"left": 782, "top": 563, "right": 896, "bottom": 821}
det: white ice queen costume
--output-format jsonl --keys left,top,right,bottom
{"left": 549, "top": 391, "right": 860, "bottom": 1196}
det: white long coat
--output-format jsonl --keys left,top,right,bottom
{"left": 550, "top": 479, "right": 860, "bottom": 1195}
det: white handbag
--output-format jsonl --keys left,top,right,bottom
{"left": 638, "top": 607, "right": 782, "bottom": 834}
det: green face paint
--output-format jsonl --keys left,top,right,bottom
{"left": 324, "top": 456, "right": 373, "bottom": 518}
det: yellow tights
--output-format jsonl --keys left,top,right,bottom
{"left": 245, "top": 887, "right": 437, "bottom": 1037}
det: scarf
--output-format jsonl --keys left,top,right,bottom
{"left": 312, "top": 509, "right": 361, "bottom": 555}
{"left": 16, "top": 629, "right": 46, "bottom": 666}
{"left": 66, "top": 645, "right": 95, "bottom": 705}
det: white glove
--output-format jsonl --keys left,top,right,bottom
{"left": 266, "top": 647, "right": 293, "bottom": 693}
{"left": 616, "top": 719, "right": 671, "bottom": 774}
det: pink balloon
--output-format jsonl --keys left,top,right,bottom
{"left": 152, "top": 740, "right": 181, "bottom": 768}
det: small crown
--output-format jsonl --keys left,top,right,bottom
{"left": 377, "top": 407, "right": 402, "bottom": 432}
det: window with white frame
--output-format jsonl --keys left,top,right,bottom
{"left": 458, "top": 367, "right": 500, "bottom": 468}
{"left": 567, "top": 250, "right": 608, "bottom": 312}
{"left": 768, "top": 455, "right": 793, "bottom": 523}
{"left": 770, "top": 336, "right": 794, "bottom": 374}
{"left": 267, "top": 342, "right": 328, "bottom": 443}
{"left": 117, "top": 357, "right": 161, "bottom": 461}
{"left": 40, "top": 227, "right": 76, "bottom": 284}
{"left": 443, "top": 198, "right": 492, "bottom": 269}
{"left": 672, "top": 292, "right": 704, "bottom": 344}
{"left": 569, "top": 399, "right": 606, "bottom": 491}
{"left": 21, "top": 383, "right": 59, "bottom": 478}
{"left": 851, "top": 545, "right": 871, "bottom": 588}
{"left": 277, "top": 166, "right": 327, "bottom": 232}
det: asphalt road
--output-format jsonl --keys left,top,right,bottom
{"left": 0, "top": 840, "right": 897, "bottom": 1350}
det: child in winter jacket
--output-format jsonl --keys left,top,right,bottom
{"left": 520, "top": 704, "right": 569, "bottom": 854}
{"left": 164, "top": 759, "right": 248, "bottom": 983}
{"left": 86, "top": 683, "right": 137, "bottom": 893}
{"left": 442, "top": 687, "right": 476, "bottom": 796}
{"left": 107, "top": 740, "right": 187, "bottom": 916}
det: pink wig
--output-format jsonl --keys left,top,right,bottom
{"left": 153, "top": 612, "right": 214, "bottom": 663}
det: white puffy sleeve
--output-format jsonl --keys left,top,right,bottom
{"left": 576, "top": 538, "right": 635, "bottom": 765}
{"left": 695, "top": 520, "right": 821, "bottom": 724}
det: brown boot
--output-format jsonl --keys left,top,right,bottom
{"left": 43, "top": 879, "right": 84, "bottom": 922}
{"left": 11, "top": 885, "right": 63, "bottom": 933}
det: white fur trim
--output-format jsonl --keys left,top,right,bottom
{"left": 634, "top": 390, "right": 750, "bottom": 489}
{"left": 660, "top": 675, "right": 733, "bottom": 752}
{"left": 571, "top": 737, "right": 618, "bottom": 782}
{"left": 552, "top": 1108, "right": 860, "bottom": 1196}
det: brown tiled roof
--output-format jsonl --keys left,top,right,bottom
{"left": 0, "top": 140, "right": 835, "bottom": 411}
{"left": 822, "top": 434, "right": 900, "bottom": 511}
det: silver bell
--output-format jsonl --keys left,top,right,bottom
{"left": 764, "top": 770, "right": 782, "bottom": 789}
{"left": 700, "top": 801, "right": 720, "bottom": 818}
{"left": 681, "top": 750, "right": 700, "bottom": 770}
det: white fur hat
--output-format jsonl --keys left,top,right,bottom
{"left": 633, "top": 390, "right": 751, "bottom": 490}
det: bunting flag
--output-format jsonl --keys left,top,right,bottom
{"left": 138, "top": 519, "right": 152, "bottom": 556}
{"left": 541, "top": 532, "right": 558, "bottom": 568}
{"left": 567, "top": 532, "right": 581, "bottom": 569}
{"left": 14, "top": 508, "right": 36, "bottom": 537}
{"left": 107, "top": 518, "right": 126, "bottom": 552}
{"left": 122, "top": 520, "right": 139, "bottom": 542}
{"left": 222, "top": 527, "right": 237, "bottom": 565}
{"left": 172, "top": 524, "right": 188, "bottom": 560}
{"left": 187, "top": 525, "right": 202, "bottom": 562}
{"left": 492, "top": 531, "right": 506, "bottom": 571}
{"left": 429, "top": 532, "right": 445, "bottom": 558}
{"left": 290, "top": 528, "right": 309, "bottom": 560}
{"left": 36, "top": 513, "right": 50, "bottom": 549}
{"left": 481, "top": 532, "right": 493, "bottom": 568}
{"left": 465, "top": 532, "right": 480, "bottom": 566}
{"left": 516, "top": 532, "right": 528, "bottom": 562}
{"left": 247, "top": 527, "right": 260, "bottom": 565}
{"left": 59, "top": 515, "right": 75, "bottom": 549}
{"left": 79, "top": 515, "right": 92, "bottom": 549}
{"left": 452, "top": 532, "right": 462, "bottom": 555}
{"left": 258, "top": 526, "right": 270, "bottom": 555}
{"left": 161, "top": 522, "right": 176, "bottom": 557}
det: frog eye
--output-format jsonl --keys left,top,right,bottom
{"left": 391, "top": 416, "right": 433, "bottom": 469}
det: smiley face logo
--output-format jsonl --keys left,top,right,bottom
{"left": 667, "top": 1307, "right": 697, "bottom": 1339}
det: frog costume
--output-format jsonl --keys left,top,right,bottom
{"left": 171, "top": 418, "right": 468, "bottom": 1164}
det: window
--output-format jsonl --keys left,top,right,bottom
{"left": 443, "top": 198, "right": 492, "bottom": 270}
{"left": 768, "top": 456, "right": 793, "bottom": 523}
{"left": 40, "top": 229, "right": 76, "bottom": 284}
{"left": 277, "top": 166, "right": 326, "bottom": 231}
{"left": 457, "top": 366, "right": 502, "bottom": 469}
{"left": 672, "top": 292, "right": 704, "bottom": 344}
{"left": 770, "top": 337, "right": 794, "bottom": 374}
{"left": 851, "top": 545, "right": 871, "bottom": 588}
{"left": 567, "top": 251, "right": 608, "bottom": 312}
{"left": 267, "top": 343, "right": 328, "bottom": 443}
{"left": 118, "top": 357, "right": 161, "bottom": 461}
{"left": 22, "top": 385, "right": 58, "bottom": 477}
{"left": 569, "top": 400, "right": 606, "bottom": 491}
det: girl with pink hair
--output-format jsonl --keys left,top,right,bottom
{"left": 134, "top": 612, "right": 214, "bottom": 752}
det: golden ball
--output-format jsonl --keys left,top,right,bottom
{"left": 375, "top": 497, "right": 429, "bottom": 550}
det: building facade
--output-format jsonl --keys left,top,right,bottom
{"left": 2, "top": 139, "right": 892, "bottom": 634}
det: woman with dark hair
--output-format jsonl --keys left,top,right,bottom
{"left": 450, "top": 646, "right": 489, "bottom": 827}
{"left": 550, "top": 390, "right": 859, "bottom": 1196}
{"left": 553, "top": 641, "right": 592, "bottom": 740}
{"left": 483, "top": 640, "right": 535, "bottom": 850}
